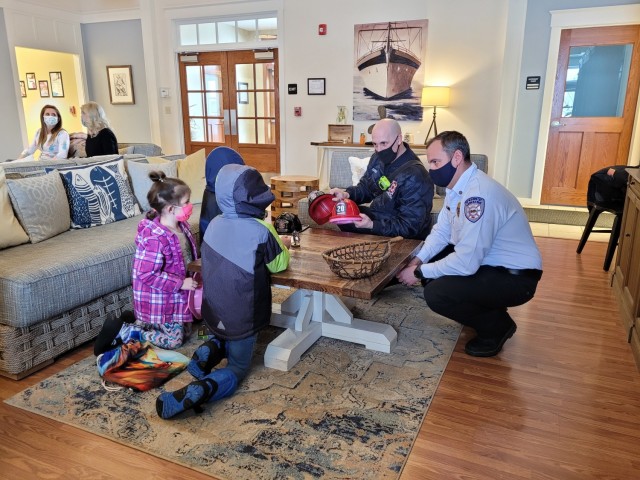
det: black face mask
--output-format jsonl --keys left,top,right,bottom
{"left": 429, "top": 159, "right": 457, "bottom": 188}
{"left": 376, "top": 136, "right": 400, "bottom": 166}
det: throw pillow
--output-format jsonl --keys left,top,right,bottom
{"left": 6, "top": 170, "right": 71, "bottom": 243}
{"left": 118, "top": 146, "right": 135, "bottom": 155}
{"left": 177, "top": 149, "right": 206, "bottom": 204}
{"left": 0, "top": 169, "right": 29, "bottom": 249}
{"left": 52, "top": 158, "right": 141, "bottom": 229}
{"left": 146, "top": 156, "right": 171, "bottom": 165}
{"left": 348, "top": 156, "right": 370, "bottom": 185}
{"left": 127, "top": 159, "right": 179, "bottom": 212}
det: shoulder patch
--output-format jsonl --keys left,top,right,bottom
{"left": 464, "top": 196, "right": 485, "bottom": 223}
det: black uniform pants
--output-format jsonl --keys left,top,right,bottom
{"left": 423, "top": 245, "right": 542, "bottom": 339}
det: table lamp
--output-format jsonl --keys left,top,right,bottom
{"left": 421, "top": 86, "right": 450, "bottom": 144}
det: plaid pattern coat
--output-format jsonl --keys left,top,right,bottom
{"left": 132, "top": 217, "right": 198, "bottom": 324}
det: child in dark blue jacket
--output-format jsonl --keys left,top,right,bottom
{"left": 156, "top": 164, "right": 290, "bottom": 419}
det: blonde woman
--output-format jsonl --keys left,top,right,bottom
{"left": 18, "top": 104, "right": 70, "bottom": 160}
{"left": 81, "top": 101, "right": 118, "bottom": 157}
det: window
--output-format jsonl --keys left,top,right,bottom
{"left": 177, "top": 15, "right": 277, "bottom": 47}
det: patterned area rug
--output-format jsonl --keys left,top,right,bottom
{"left": 6, "top": 285, "right": 460, "bottom": 480}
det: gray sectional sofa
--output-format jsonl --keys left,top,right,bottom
{"left": 297, "top": 148, "right": 488, "bottom": 228}
{"left": 0, "top": 145, "right": 200, "bottom": 379}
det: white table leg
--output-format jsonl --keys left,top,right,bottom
{"left": 265, "top": 289, "right": 397, "bottom": 371}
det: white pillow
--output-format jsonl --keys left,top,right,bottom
{"left": 348, "top": 156, "right": 370, "bottom": 185}
{"left": 127, "top": 159, "right": 178, "bottom": 212}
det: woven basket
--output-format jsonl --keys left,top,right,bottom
{"left": 322, "top": 236, "right": 402, "bottom": 279}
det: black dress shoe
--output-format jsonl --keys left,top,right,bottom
{"left": 464, "top": 321, "right": 517, "bottom": 357}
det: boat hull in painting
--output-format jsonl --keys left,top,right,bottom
{"left": 357, "top": 48, "right": 420, "bottom": 100}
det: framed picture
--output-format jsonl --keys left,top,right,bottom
{"left": 49, "top": 71, "right": 64, "bottom": 97}
{"left": 38, "top": 80, "right": 50, "bottom": 98}
{"left": 26, "top": 73, "right": 36, "bottom": 90}
{"left": 106, "top": 65, "right": 135, "bottom": 105}
{"left": 328, "top": 124, "right": 354, "bottom": 143}
{"left": 19, "top": 81, "right": 26, "bottom": 98}
{"left": 237, "top": 81, "right": 249, "bottom": 104}
{"left": 308, "top": 78, "right": 326, "bottom": 95}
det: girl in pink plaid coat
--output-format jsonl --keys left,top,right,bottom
{"left": 118, "top": 171, "right": 199, "bottom": 349}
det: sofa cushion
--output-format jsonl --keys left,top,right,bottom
{"left": 52, "top": 158, "right": 141, "bottom": 229}
{"left": 0, "top": 205, "right": 201, "bottom": 329}
{"left": 117, "top": 143, "right": 163, "bottom": 157}
{"left": 6, "top": 171, "right": 71, "bottom": 243}
{"left": 177, "top": 149, "right": 206, "bottom": 204}
{"left": 127, "top": 159, "right": 178, "bottom": 212}
{"left": 0, "top": 169, "right": 29, "bottom": 249}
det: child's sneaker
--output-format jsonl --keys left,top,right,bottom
{"left": 155, "top": 379, "right": 217, "bottom": 419}
{"left": 187, "top": 339, "right": 225, "bottom": 380}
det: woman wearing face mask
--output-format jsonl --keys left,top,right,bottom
{"left": 18, "top": 104, "right": 70, "bottom": 160}
{"left": 81, "top": 101, "right": 118, "bottom": 157}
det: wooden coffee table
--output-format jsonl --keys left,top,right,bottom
{"left": 189, "top": 228, "right": 422, "bottom": 371}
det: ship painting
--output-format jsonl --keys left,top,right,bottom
{"left": 355, "top": 21, "right": 424, "bottom": 100}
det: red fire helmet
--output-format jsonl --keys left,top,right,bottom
{"left": 329, "top": 198, "right": 361, "bottom": 224}
{"left": 308, "top": 190, "right": 335, "bottom": 225}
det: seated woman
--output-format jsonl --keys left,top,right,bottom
{"left": 81, "top": 101, "right": 118, "bottom": 157}
{"left": 18, "top": 104, "right": 69, "bottom": 160}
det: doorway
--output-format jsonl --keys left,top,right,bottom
{"left": 178, "top": 49, "right": 280, "bottom": 173}
{"left": 541, "top": 25, "right": 640, "bottom": 206}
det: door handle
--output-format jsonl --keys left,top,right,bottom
{"left": 230, "top": 109, "right": 237, "bottom": 136}
{"left": 223, "top": 109, "right": 230, "bottom": 136}
{"left": 551, "top": 120, "right": 566, "bottom": 127}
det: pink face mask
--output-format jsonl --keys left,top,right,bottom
{"left": 174, "top": 202, "right": 193, "bottom": 222}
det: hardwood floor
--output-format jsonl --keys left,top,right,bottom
{"left": 1, "top": 237, "right": 639, "bottom": 479}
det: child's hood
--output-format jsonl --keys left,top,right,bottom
{"left": 205, "top": 147, "right": 245, "bottom": 193}
{"left": 215, "top": 164, "right": 274, "bottom": 218}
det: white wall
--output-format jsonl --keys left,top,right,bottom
{"left": 145, "top": 0, "right": 510, "bottom": 176}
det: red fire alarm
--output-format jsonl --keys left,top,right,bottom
{"left": 318, "top": 24, "right": 327, "bottom": 35}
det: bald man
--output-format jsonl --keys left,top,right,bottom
{"left": 330, "top": 119, "right": 434, "bottom": 240}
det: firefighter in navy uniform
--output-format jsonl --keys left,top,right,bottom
{"left": 396, "top": 131, "right": 543, "bottom": 357}
{"left": 329, "top": 118, "right": 434, "bottom": 240}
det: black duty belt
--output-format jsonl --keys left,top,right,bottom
{"left": 493, "top": 266, "right": 542, "bottom": 280}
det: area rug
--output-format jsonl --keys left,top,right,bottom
{"left": 524, "top": 207, "right": 614, "bottom": 227}
{"left": 6, "top": 285, "right": 460, "bottom": 480}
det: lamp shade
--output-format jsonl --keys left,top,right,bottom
{"left": 421, "top": 86, "right": 450, "bottom": 107}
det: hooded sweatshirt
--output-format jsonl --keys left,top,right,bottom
{"left": 199, "top": 147, "right": 245, "bottom": 243}
{"left": 201, "top": 164, "right": 290, "bottom": 340}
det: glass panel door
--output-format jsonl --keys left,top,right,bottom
{"left": 178, "top": 50, "right": 280, "bottom": 172}
{"left": 562, "top": 44, "right": 632, "bottom": 118}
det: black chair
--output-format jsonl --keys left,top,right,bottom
{"left": 576, "top": 166, "right": 628, "bottom": 271}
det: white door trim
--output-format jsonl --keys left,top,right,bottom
{"left": 529, "top": 4, "right": 640, "bottom": 206}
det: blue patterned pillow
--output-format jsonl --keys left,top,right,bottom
{"left": 47, "top": 158, "right": 141, "bottom": 228}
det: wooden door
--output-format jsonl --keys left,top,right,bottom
{"left": 541, "top": 25, "right": 640, "bottom": 206}
{"left": 178, "top": 50, "right": 280, "bottom": 172}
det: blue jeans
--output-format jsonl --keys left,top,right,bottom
{"left": 202, "top": 333, "right": 257, "bottom": 403}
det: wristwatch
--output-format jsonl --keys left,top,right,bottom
{"left": 413, "top": 266, "right": 425, "bottom": 280}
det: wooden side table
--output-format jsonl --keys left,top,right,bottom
{"left": 270, "top": 175, "right": 319, "bottom": 219}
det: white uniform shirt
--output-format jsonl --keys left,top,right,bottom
{"left": 416, "top": 163, "right": 542, "bottom": 278}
